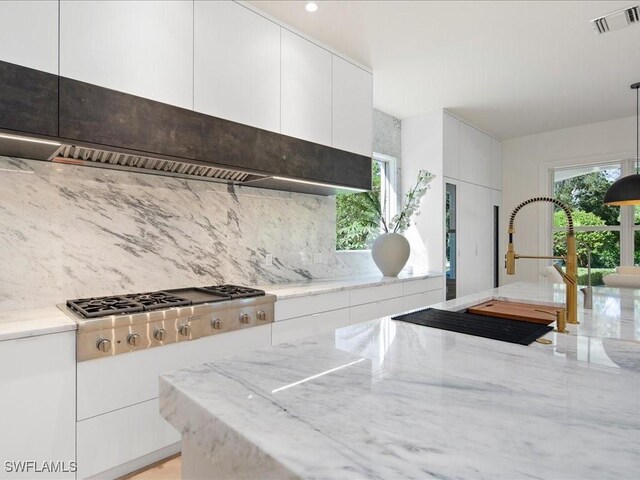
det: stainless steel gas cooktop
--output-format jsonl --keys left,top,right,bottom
{"left": 59, "top": 284, "right": 275, "bottom": 361}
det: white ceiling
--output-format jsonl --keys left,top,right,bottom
{"left": 248, "top": 0, "right": 640, "bottom": 140}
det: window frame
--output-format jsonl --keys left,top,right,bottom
{"left": 546, "top": 158, "right": 637, "bottom": 266}
{"left": 335, "top": 153, "right": 399, "bottom": 252}
{"left": 373, "top": 152, "right": 399, "bottom": 230}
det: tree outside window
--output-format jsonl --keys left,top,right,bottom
{"left": 336, "top": 160, "right": 385, "bottom": 250}
{"left": 552, "top": 162, "right": 638, "bottom": 285}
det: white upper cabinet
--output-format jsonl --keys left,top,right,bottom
{"left": 0, "top": 0, "right": 58, "bottom": 74}
{"left": 332, "top": 56, "right": 372, "bottom": 157}
{"left": 281, "top": 29, "right": 332, "bottom": 146}
{"left": 443, "top": 112, "right": 460, "bottom": 179}
{"left": 459, "top": 121, "right": 492, "bottom": 188}
{"left": 194, "top": 1, "right": 280, "bottom": 133}
{"left": 491, "top": 137, "right": 503, "bottom": 191}
{"left": 60, "top": 0, "right": 194, "bottom": 109}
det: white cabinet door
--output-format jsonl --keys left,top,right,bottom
{"left": 77, "top": 325, "right": 272, "bottom": 421}
{"left": 281, "top": 29, "right": 332, "bottom": 146}
{"left": 272, "top": 308, "right": 350, "bottom": 345}
{"left": 0, "top": 332, "right": 75, "bottom": 480}
{"left": 458, "top": 182, "right": 499, "bottom": 296}
{"left": 403, "top": 289, "right": 444, "bottom": 312}
{"left": 457, "top": 181, "right": 478, "bottom": 297}
{"left": 350, "top": 283, "right": 404, "bottom": 306}
{"left": 332, "top": 56, "right": 372, "bottom": 156}
{"left": 60, "top": 0, "right": 194, "bottom": 109}
{"left": 0, "top": 0, "right": 58, "bottom": 74}
{"left": 443, "top": 112, "right": 460, "bottom": 179}
{"left": 476, "top": 186, "right": 495, "bottom": 291}
{"left": 77, "top": 398, "right": 179, "bottom": 480}
{"left": 275, "top": 291, "right": 350, "bottom": 322}
{"left": 194, "top": 1, "right": 280, "bottom": 132}
{"left": 459, "top": 122, "right": 491, "bottom": 187}
{"left": 350, "top": 296, "right": 405, "bottom": 325}
{"left": 491, "top": 137, "right": 503, "bottom": 191}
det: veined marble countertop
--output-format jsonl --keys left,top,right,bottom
{"left": 160, "top": 281, "right": 640, "bottom": 479}
{"left": 0, "top": 272, "right": 440, "bottom": 341}
{"left": 0, "top": 306, "right": 77, "bottom": 342}
{"left": 258, "top": 271, "right": 441, "bottom": 300}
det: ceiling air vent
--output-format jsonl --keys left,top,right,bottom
{"left": 51, "top": 144, "right": 267, "bottom": 184}
{"left": 591, "top": 5, "right": 639, "bottom": 34}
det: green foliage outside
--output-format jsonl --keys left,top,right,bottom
{"left": 553, "top": 210, "right": 619, "bottom": 268}
{"left": 552, "top": 170, "right": 640, "bottom": 285}
{"left": 335, "top": 162, "right": 381, "bottom": 250}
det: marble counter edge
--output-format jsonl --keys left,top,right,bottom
{"left": 0, "top": 306, "right": 77, "bottom": 342}
{"left": 259, "top": 272, "right": 443, "bottom": 300}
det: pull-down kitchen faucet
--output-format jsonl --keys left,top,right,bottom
{"left": 505, "top": 197, "right": 578, "bottom": 325}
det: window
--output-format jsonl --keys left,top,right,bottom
{"left": 336, "top": 154, "right": 397, "bottom": 251}
{"left": 551, "top": 160, "right": 638, "bottom": 285}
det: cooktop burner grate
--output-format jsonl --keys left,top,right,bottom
{"left": 202, "top": 284, "right": 266, "bottom": 299}
{"left": 67, "top": 284, "right": 266, "bottom": 318}
{"left": 123, "top": 291, "right": 192, "bottom": 311}
{"left": 67, "top": 296, "right": 145, "bottom": 318}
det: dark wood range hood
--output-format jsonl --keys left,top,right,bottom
{"left": 0, "top": 60, "right": 372, "bottom": 196}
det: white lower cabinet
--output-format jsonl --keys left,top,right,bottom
{"left": 76, "top": 398, "right": 180, "bottom": 480}
{"left": 350, "top": 283, "right": 404, "bottom": 306}
{"left": 272, "top": 278, "right": 443, "bottom": 345}
{"left": 0, "top": 332, "right": 75, "bottom": 480}
{"left": 275, "top": 290, "right": 350, "bottom": 322}
{"left": 403, "top": 290, "right": 444, "bottom": 312}
{"left": 272, "top": 308, "right": 350, "bottom": 345}
{"left": 76, "top": 325, "right": 272, "bottom": 478}
{"left": 350, "top": 296, "right": 405, "bottom": 325}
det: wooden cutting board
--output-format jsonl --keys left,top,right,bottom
{"left": 467, "top": 301, "right": 560, "bottom": 325}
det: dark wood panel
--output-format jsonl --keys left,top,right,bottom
{"left": 59, "top": 76, "right": 372, "bottom": 192}
{"left": 59, "top": 77, "right": 283, "bottom": 176}
{"left": 280, "top": 135, "right": 372, "bottom": 191}
{"left": 0, "top": 60, "right": 58, "bottom": 137}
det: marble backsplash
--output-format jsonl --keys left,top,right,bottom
{"left": 0, "top": 156, "right": 378, "bottom": 311}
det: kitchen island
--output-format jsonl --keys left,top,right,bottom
{"left": 160, "top": 282, "right": 640, "bottom": 479}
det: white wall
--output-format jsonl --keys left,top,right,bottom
{"left": 501, "top": 115, "right": 636, "bottom": 284}
{"left": 401, "top": 111, "right": 444, "bottom": 274}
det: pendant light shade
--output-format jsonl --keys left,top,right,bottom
{"left": 604, "top": 82, "right": 640, "bottom": 206}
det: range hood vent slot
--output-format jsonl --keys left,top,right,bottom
{"left": 52, "top": 144, "right": 266, "bottom": 184}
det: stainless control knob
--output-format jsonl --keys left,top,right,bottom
{"left": 96, "top": 338, "right": 112, "bottom": 353}
{"left": 127, "top": 333, "right": 141, "bottom": 347}
{"left": 239, "top": 313, "right": 250, "bottom": 324}
{"left": 211, "top": 318, "right": 222, "bottom": 330}
{"left": 154, "top": 329, "right": 167, "bottom": 341}
{"left": 178, "top": 324, "right": 191, "bottom": 337}
{"left": 257, "top": 310, "right": 267, "bottom": 321}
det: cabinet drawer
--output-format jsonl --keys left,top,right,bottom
{"left": 77, "top": 398, "right": 179, "bottom": 479}
{"left": 402, "top": 289, "right": 444, "bottom": 312}
{"left": 77, "top": 325, "right": 271, "bottom": 420}
{"left": 350, "top": 296, "right": 405, "bottom": 325}
{"left": 272, "top": 307, "right": 350, "bottom": 345}
{"left": 403, "top": 277, "right": 443, "bottom": 296}
{"left": 350, "top": 283, "right": 403, "bottom": 306}
{"left": 275, "top": 291, "right": 350, "bottom": 321}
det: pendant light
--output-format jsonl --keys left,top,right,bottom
{"left": 603, "top": 82, "right": 640, "bottom": 206}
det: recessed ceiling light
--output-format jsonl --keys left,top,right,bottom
{"left": 305, "top": 2, "right": 318, "bottom": 13}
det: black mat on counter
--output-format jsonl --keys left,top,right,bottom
{"left": 391, "top": 308, "right": 553, "bottom": 345}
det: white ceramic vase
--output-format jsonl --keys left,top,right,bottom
{"left": 371, "top": 232, "right": 410, "bottom": 277}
